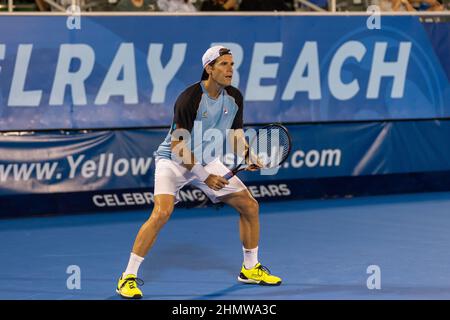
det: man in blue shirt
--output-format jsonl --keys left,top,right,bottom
{"left": 117, "top": 46, "right": 282, "bottom": 299}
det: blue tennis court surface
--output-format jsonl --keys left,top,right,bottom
{"left": 2, "top": 191, "right": 450, "bottom": 300}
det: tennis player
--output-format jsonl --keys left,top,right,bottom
{"left": 116, "top": 46, "right": 282, "bottom": 299}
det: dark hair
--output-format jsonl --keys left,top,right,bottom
{"left": 200, "top": 48, "right": 232, "bottom": 80}
{"left": 201, "top": 69, "right": 209, "bottom": 81}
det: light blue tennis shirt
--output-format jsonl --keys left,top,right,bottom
{"left": 155, "top": 81, "right": 244, "bottom": 165}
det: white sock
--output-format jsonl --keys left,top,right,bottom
{"left": 124, "top": 252, "right": 144, "bottom": 277}
{"left": 243, "top": 246, "right": 259, "bottom": 269}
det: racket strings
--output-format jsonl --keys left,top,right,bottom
{"left": 250, "top": 125, "right": 290, "bottom": 168}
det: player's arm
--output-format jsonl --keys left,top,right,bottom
{"left": 228, "top": 129, "right": 261, "bottom": 171}
{"left": 229, "top": 128, "right": 247, "bottom": 161}
{"left": 170, "top": 135, "right": 196, "bottom": 171}
{"left": 228, "top": 89, "right": 261, "bottom": 171}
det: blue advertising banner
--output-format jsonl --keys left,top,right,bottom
{"left": 2, "top": 120, "right": 450, "bottom": 216}
{"left": 2, "top": 121, "right": 450, "bottom": 196}
{"left": 0, "top": 15, "right": 449, "bottom": 131}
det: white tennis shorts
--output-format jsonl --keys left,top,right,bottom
{"left": 154, "top": 157, "right": 247, "bottom": 203}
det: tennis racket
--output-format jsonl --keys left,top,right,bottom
{"left": 223, "top": 123, "right": 292, "bottom": 180}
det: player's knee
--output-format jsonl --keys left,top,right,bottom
{"left": 241, "top": 197, "right": 259, "bottom": 217}
{"left": 248, "top": 198, "right": 259, "bottom": 214}
{"left": 150, "top": 206, "right": 173, "bottom": 225}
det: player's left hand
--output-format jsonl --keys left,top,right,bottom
{"left": 245, "top": 149, "right": 264, "bottom": 171}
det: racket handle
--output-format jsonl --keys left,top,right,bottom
{"left": 223, "top": 171, "right": 235, "bottom": 180}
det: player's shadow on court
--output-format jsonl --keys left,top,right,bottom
{"left": 104, "top": 284, "right": 247, "bottom": 300}
{"left": 104, "top": 284, "right": 251, "bottom": 300}
{"left": 196, "top": 283, "right": 252, "bottom": 299}
{"left": 140, "top": 243, "right": 238, "bottom": 281}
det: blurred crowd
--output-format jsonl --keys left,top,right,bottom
{"left": 377, "top": 0, "right": 445, "bottom": 11}
{"left": 1, "top": 0, "right": 448, "bottom": 12}
{"left": 6, "top": 0, "right": 297, "bottom": 11}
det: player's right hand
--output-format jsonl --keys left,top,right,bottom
{"left": 205, "top": 174, "right": 229, "bottom": 191}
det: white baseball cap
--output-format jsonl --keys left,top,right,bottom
{"left": 202, "top": 46, "right": 231, "bottom": 68}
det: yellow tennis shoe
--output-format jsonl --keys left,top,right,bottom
{"left": 238, "top": 263, "right": 282, "bottom": 286}
{"left": 116, "top": 274, "right": 144, "bottom": 299}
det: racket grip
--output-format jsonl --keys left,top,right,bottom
{"left": 223, "top": 171, "right": 234, "bottom": 180}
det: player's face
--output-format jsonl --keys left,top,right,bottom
{"left": 210, "top": 55, "right": 234, "bottom": 87}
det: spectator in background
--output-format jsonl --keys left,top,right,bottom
{"left": 239, "top": 0, "right": 294, "bottom": 11}
{"left": 35, "top": 0, "right": 50, "bottom": 10}
{"left": 157, "top": 0, "right": 197, "bottom": 11}
{"left": 201, "top": 0, "right": 238, "bottom": 11}
{"left": 114, "top": 0, "right": 155, "bottom": 10}
{"left": 407, "top": 0, "right": 445, "bottom": 10}
{"left": 296, "top": 0, "right": 328, "bottom": 10}
{"left": 381, "top": 0, "right": 445, "bottom": 11}
{"left": 379, "top": 0, "right": 409, "bottom": 10}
